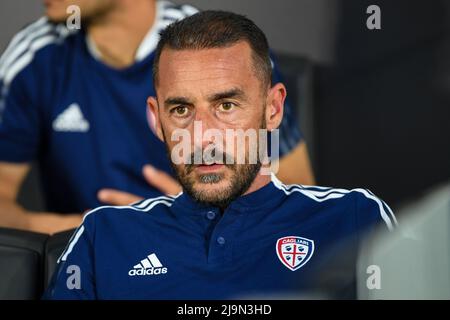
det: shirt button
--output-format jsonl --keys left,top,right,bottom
{"left": 206, "top": 210, "right": 216, "bottom": 220}
{"left": 217, "top": 236, "right": 226, "bottom": 245}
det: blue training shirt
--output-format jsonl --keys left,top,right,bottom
{"left": 44, "top": 175, "right": 397, "bottom": 299}
{"left": 0, "top": 1, "right": 303, "bottom": 213}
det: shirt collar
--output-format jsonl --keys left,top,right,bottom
{"left": 171, "top": 174, "right": 287, "bottom": 215}
{"left": 85, "top": 0, "right": 171, "bottom": 62}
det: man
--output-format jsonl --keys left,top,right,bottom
{"left": 0, "top": 0, "right": 314, "bottom": 234}
{"left": 44, "top": 11, "right": 396, "bottom": 299}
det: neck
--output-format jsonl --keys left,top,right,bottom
{"left": 242, "top": 165, "right": 272, "bottom": 196}
{"left": 216, "top": 166, "right": 271, "bottom": 213}
{"left": 87, "top": 0, "right": 156, "bottom": 68}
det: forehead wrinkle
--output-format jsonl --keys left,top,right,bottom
{"left": 170, "top": 63, "right": 243, "bottom": 81}
{"left": 161, "top": 48, "right": 252, "bottom": 78}
{"left": 157, "top": 44, "right": 259, "bottom": 101}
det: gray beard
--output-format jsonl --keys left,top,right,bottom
{"left": 178, "top": 162, "right": 262, "bottom": 209}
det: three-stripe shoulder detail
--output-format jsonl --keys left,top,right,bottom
{"left": 159, "top": 0, "right": 199, "bottom": 22}
{"left": 82, "top": 195, "right": 178, "bottom": 222}
{"left": 271, "top": 174, "right": 398, "bottom": 231}
{"left": 57, "top": 195, "right": 179, "bottom": 263}
{"left": 0, "top": 17, "right": 73, "bottom": 86}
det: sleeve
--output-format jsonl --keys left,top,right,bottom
{"left": 0, "top": 53, "right": 42, "bottom": 162}
{"left": 354, "top": 189, "right": 398, "bottom": 233}
{"left": 43, "top": 214, "right": 96, "bottom": 300}
{"left": 270, "top": 53, "right": 304, "bottom": 158}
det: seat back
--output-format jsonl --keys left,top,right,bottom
{"left": 0, "top": 227, "right": 48, "bottom": 299}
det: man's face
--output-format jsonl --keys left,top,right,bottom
{"left": 43, "top": 0, "right": 115, "bottom": 23}
{"left": 151, "top": 42, "right": 278, "bottom": 208}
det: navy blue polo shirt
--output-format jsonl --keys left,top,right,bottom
{"left": 0, "top": 1, "right": 302, "bottom": 213}
{"left": 44, "top": 175, "right": 396, "bottom": 299}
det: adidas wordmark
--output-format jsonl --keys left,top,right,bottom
{"left": 128, "top": 253, "right": 168, "bottom": 276}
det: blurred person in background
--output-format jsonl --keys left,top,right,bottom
{"left": 0, "top": 0, "right": 314, "bottom": 234}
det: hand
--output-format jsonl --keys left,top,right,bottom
{"left": 97, "top": 165, "right": 182, "bottom": 206}
{"left": 142, "top": 164, "right": 182, "bottom": 195}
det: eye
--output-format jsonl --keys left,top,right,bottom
{"left": 219, "top": 102, "right": 236, "bottom": 112}
{"left": 171, "top": 106, "right": 189, "bottom": 117}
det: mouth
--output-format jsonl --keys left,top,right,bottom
{"left": 194, "top": 163, "right": 225, "bottom": 173}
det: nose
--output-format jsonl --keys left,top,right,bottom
{"left": 192, "top": 110, "right": 222, "bottom": 151}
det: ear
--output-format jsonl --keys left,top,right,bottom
{"left": 265, "top": 83, "right": 286, "bottom": 131}
{"left": 147, "top": 96, "right": 164, "bottom": 142}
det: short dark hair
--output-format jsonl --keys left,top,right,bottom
{"left": 153, "top": 10, "right": 272, "bottom": 88}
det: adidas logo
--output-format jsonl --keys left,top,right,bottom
{"left": 52, "top": 103, "right": 90, "bottom": 132}
{"left": 128, "top": 253, "right": 168, "bottom": 276}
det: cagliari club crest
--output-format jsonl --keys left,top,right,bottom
{"left": 276, "top": 236, "right": 315, "bottom": 271}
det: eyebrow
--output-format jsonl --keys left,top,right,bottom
{"left": 164, "top": 97, "right": 193, "bottom": 108}
{"left": 207, "top": 88, "right": 246, "bottom": 102}
{"left": 163, "top": 88, "right": 247, "bottom": 109}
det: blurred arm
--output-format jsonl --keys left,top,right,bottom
{"left": 277, "top": 141, "right": 315, "bottom": 185}
{"left": 0, "top": 162, "right": 82, "bottom": 234}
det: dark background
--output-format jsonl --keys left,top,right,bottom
{"left": 0, "top": 0, "right": 449, "bottom": 209}
{"left": 313, "top": 0, "right": 450, "bottom": 207}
